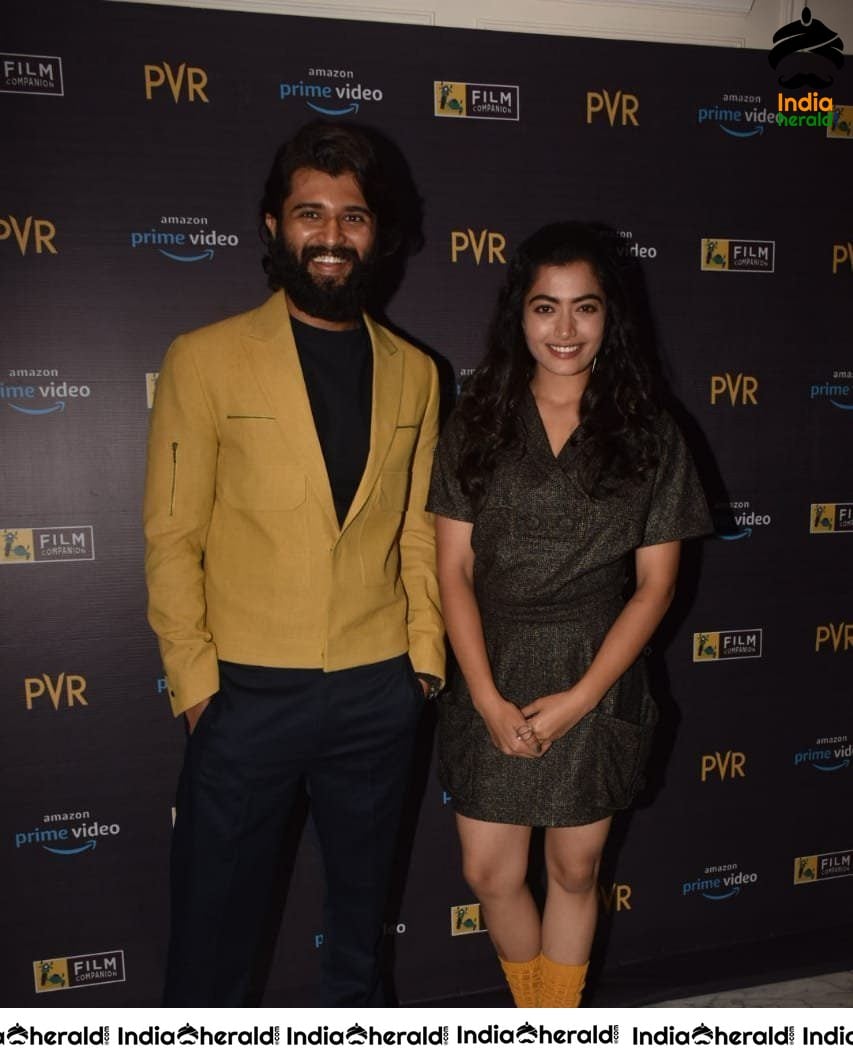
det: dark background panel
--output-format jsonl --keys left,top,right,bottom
{"left": 2, "top": 0, "right": 850, "bottom": 1007}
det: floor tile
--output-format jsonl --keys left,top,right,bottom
{"left": 648, "top": 970, "right": 853, "bottom": 1008}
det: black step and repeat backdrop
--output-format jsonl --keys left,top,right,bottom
{"left": 2, "top": 0, "right": 851, "bottom": 1007}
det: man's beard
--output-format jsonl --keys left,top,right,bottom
{"left": 269, "top": 237, "right": 375, "bottom": 323}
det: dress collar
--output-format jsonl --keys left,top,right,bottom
{"left": 520, "top": 387, "right": 579, "bottom": 466}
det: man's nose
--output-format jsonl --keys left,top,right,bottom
{"left": 319, "top": 216, "right": 343, "bottom": 245}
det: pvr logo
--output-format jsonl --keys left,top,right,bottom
{"left": 144, "top": 62, "right": 209, "bottom": 102}
{"left": 586, "top": 90, "right": 639, "bottom": 126}
{"left": 24, "top": 673, "right": 88, "bottom": 710}
{"left": 450, "top": 229, "right": 506, "bottom": 264}
{"left": 832, "top": 243, "right": 853, "bottom": 273}
{"left": 701, "top": 751, "right": 746, "bottom": 782}
{"left": 599, "top": 882, "right": 632, "bottom": 912}
{"left": 815, "top": 622, "right": 853, "bottom": 652}
{"left": 710, "top": 373, "right": 758, "bottom": 405}
{"left": 0, "top": 216, "right": 57, "bottom": 254}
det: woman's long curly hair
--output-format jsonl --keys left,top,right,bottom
{"left": 455, "top": 221, "right": 664, "bottom": 504}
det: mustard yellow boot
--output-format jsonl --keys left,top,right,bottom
{"left": 499, "top": 954, "right": 542, "bottom": 1008}
{"left": 539, "top": 953, "right": 588, "bottom": 1008}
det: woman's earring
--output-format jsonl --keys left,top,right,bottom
{"left": 591, "top": 355, "right": 598, "bottom": 374}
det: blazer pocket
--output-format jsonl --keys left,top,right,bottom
{"left": 220, "top": 461, "right": 307, "bottom": 512}
{"left": 383, "top": 425, "right": 419, "bottom": 472}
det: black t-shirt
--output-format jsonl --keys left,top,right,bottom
{"left": 291, "top": 316, "right": 372, "bottom": 528}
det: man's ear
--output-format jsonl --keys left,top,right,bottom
{"left": 265, "top": 213, "right": 277, "bottom": 238}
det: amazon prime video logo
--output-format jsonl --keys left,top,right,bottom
{"left": 697, "top": 93, "right": 778, "bottom": 137}
{"left": 793, "top": 734, "right": 852, "bottom": 772}
{"left": 713, "top": 500, "right": 772, "bottom": 540}
{"left": 130, "top": 214, "right": 240, "bottom": 263}
{"left": 1, "top": 370, "right": 92, "bottom": 415}
{"left": 682, "top": 862, "right": 758, "bottom": 901}
{"left": 15, "top": 810, "right": 121, "bottom": 856}
{"left": 279, "top": 67, "right": 384, "bottom": 117}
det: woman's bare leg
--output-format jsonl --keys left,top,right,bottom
{"left": 541, "top": 816, "right": 611, "bottom": 963}
{"left": 455, "top": 813, "right": 539, "bottom": 960}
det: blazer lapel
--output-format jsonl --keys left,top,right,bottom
{"left": 242, "top": 293, "right": 338, "bottom": 535}
{"left": 341, "top": 315, "right": 403, "bottom": 532}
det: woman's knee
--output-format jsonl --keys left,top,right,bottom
{"left": 546, "top": 855, "right": 600, "bottom": 896}
{"left": 462, "top": 856, "right": 527, "bottom": 900}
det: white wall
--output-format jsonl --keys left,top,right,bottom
{"left": 106, "top": 0, "right": 853, "bottom": 51}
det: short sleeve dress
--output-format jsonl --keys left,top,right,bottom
{"left": 427, "top": 391, "right": 712, "bottom": 827}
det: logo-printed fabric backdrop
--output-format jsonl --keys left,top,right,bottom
{"left": 2, "top": 0, "right": 851, "bottom": 1006}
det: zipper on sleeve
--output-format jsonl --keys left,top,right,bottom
{"left": 169, "top": 442, "right": 178, "bottom": 516}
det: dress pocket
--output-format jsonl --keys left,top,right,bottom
{"left": 583, "top": 711, "right": 655, "bottom": 807}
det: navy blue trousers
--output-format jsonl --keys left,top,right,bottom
{"left": 163, "top": 654, "right": 423, "bottom": 1007}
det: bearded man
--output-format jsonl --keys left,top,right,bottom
{"left": 143, "top": 122, "right": 444, "bottom": 1007}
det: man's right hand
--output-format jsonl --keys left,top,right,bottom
{"left": 184, "top": 697, "right": 212, "bottom": 734}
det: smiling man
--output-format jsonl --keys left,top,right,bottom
{"left": 143, "top": 122, "right": 444, "bottom": 1007}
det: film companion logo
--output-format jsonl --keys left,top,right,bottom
{"left": 434, "top": 82, "right": 519, "bottom": 121}
{"left": 34, "top": 950, "right": 125, "bottom": 993}
{"left": 2, "top": 526, "right": 94, "bottom": 563}
{"left": 693, "top": 629, "right": 763, "bottom": 662}
{"left": 810, "top": 503, "right": 853, "bottom": 533}
{"left": 701, "top": 239, "right": 775, "bottom": 273}
{"left": 1, "top": 53, "right": 63, "bottom": 96}
{"left": 450, "top": 903, "right": 486, "bottom": 935}
{"left": 828, "top": 104, "right": 852, "bottom": 138}
{"left": 794, "top": 850, "right": 853, "bottom": 885}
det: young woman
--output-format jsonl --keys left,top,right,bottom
{"left": 428, "top": 222, "right": 711, "bottom": 1007}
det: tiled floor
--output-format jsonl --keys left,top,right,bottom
{"left": 648, "top": 969, "right": 853, "bottom": 1008}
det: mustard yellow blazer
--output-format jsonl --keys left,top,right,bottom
{"left": 144, "top": 291, "right": 444, "bottom": 716}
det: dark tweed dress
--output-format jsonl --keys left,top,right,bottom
{"left": 427, "top": 392, "right": 712, "bottom": 827}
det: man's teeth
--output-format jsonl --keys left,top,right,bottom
{"left": 314, "top": 255, "right": 345, "bottom": 264}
